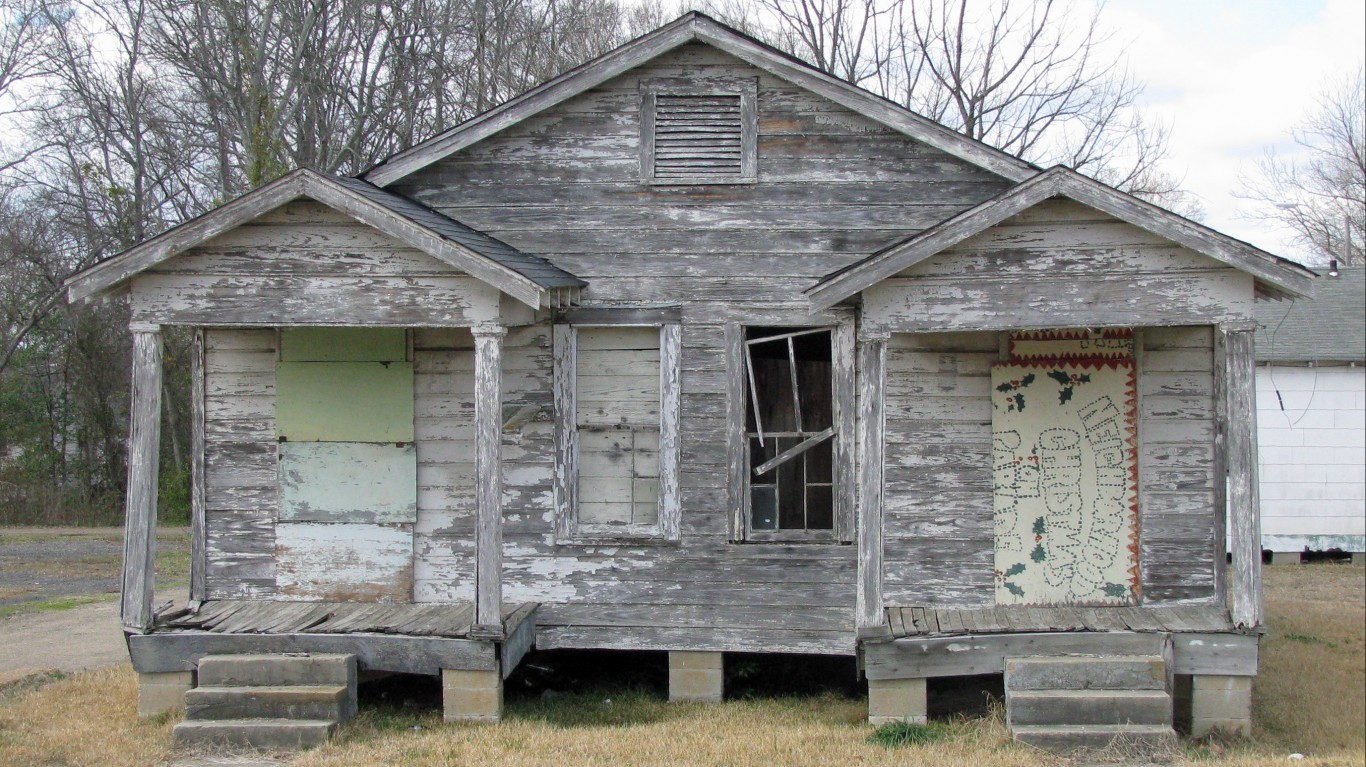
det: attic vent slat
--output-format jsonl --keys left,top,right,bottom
{"left": 642, "top": 79, "right": 757, "bottom": 184}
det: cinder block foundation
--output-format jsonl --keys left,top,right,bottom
{"left": 442, "top": 665, "right": 503, "bottom": 723}
{"left": 1269, "top": 551, "right": 1302, "bottom": 565}
{"left": 1189, "top": 674, "right": 1252, "bottom": 738}
{"left": 137, "top": 671, "right": 195, "bottom": 717}
{"left": 669, "top": 651, "right": 723, "bottom": 703}
{"left": 868, "top": 677, "right": 928, "bottom": 725}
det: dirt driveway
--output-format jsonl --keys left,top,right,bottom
{"left": 0, "top": 527, "right": 189, "bottom": 683}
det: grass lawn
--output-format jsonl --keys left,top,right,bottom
{"left": 0, "top": 563, "right": 1360, "bottom": 767}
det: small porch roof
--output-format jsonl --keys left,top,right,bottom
{"left": 63, "top": 168, "right": 585, "bottom": 310}
{"left": 806, "top": 166, "right": 1317, "bottom": 311}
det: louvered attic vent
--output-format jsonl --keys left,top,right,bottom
{"left": 641, "top": 78, "right": 757, "bottom": 184}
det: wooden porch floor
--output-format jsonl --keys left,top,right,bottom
{"left": 885, "top": 605, "right": 1236, "bottom": 639}
{"left": 155, "top": 600, "right": 536, "bottom": 639}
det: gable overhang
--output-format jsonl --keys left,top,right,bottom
{"left": 362, "top": 12, "right": 1038, "bottom": 188}
{"left": 64, "top": 169, "right": 583, "bottom": 309}
{"left": 806, "top": 166, "right": 1317, "bottom": 311}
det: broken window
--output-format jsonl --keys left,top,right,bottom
{"left": 745, "top": 327, "right": 834, "bottom": 534}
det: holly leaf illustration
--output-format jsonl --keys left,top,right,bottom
{"left": 1032, "top": 517, "right": 1046, "bottom": 535}
{"left": 996, "top": 381, "right": 1014, "bottom": 393}
{"left": 1013, "top": 393, "right": 1026, "bottom": 411}
{"left": 1005, "top": 563, "right": 1026, "bottom": 577}
{"left": 1020, "top": 373, "right": 1035, "bottom": 387}
{"left": 1058, "top": 387, "right": 1074, "bottom": 405}
{"left": 1004, "top": 582, "right": 1024, "bottom": 597}
{"left": 1046, "top": 370, "right": 1071, "bottom": 386}
{"left": 1030, "top": 544, "right": 1047, "bottom": 562}
{"left": 1103, "top": 583, "right": 1127, "bottom": 598}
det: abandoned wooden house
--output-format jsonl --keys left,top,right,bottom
{"left": 64, "top": 12, "right": 1316, "bottom": 752}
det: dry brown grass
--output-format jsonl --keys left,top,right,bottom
{"left": 0, "top": 665, "right": 175, "bottom": 766}
{"left": 0, "top": 563, "right": 1360, "bottom": 767}
{"left": 1252, "top": 562, "right": 1365, "bottom": 757}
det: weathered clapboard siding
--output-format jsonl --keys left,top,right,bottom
{"left": 863, "top": 200, "right": 1257, "bottom": 334}
{"left": 393, "top": 43, "right": 1014, "bottom": 307}
{"left": 203, "top": 329, "right": 278, "bottom": 599}
{"left": 1139, "top": 326, "right": 1219, "bottom": 603}
{"left": 385, "top": 44, "right": 981, "bottom": 652}
{"left": 132, "top": 201, "right": 500, "bottom": 326}
{"left": 404, "top": 321, "right": 859, "bottom": 653}
{"left": 412, "top": 328, "right": 477, "bottom": 603}
{"left": 881, "top": 332, "right": 996, "bottom": 607}
{"left": 881, "top": 327, "right": 1220, "bottom": 608}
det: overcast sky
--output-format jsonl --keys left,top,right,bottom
{"left": 1104, "top": 0, "right": 1365, "bottom": 266}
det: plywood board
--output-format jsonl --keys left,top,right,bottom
{"left": 1009, "top": 328, "right": 1135, "bottom": 361}
{"left": 276, "top": 361, "right": 414, "bottom": 442}
{"left": 281, "top": 327, "right": 407, "bottom": 362}
{"left": 991, "top": 359, "right": 1140, "bottom": 605}
{"left": 279, "top": 442, "right": 417, "bottom": 523}
{"left": 275, "top": 522, "right": 413, "bottom": 602}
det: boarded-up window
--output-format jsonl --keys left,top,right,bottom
{"left": 641, "top": 78, "right": 757, "bottom": 184}
{"left": 577, "top": 327, "right": 661, "bottom": 525}
{"left": 553, "top": 321, "right": 681, "bottom": 542}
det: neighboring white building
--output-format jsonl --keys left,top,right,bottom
{"left": 1255, "top": 264, "right": 1365, "bottom": 559}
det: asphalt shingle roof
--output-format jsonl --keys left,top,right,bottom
{"left": 1256, "top": 264, "right": 1365, "bottom": 363}
{"left": 334, "top": 176, "right": 585, "bottom": 289}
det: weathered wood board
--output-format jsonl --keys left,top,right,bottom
{"left": 278, "top": 442, "right": 418, "bottom": 523}
{"left": 275, "top": 361, "right": 415, "bottom": 442}
{"left": 281, "top": 327, "right": 407, "bottom": 362}
{"left": 275, "top": 521, "right": 414, "bottom": 602}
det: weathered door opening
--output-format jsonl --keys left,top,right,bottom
{"left": 744, "top": 327, "right": 834, "bottom": 537}
{"left": 274, "top": 327, "right": 417, "bottom": 603}
{"left": 990, "top": 329, "right": 1141, "bottom": 606}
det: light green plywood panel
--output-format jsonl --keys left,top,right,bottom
{"left": 279, "top": 442, "right": 417, "bottom": 523}
{"left": 280, "top": 327, "right": 407, "bottom": 362}
{"left": 276, "top": 361, "right": 414, "bottom": 442}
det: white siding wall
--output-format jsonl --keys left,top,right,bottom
{"left": 1256, "top": 365, "right": 1366, "bottom": 552}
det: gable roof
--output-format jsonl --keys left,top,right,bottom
{"left": 64, "top": 169, "right": 584, "bottom": 309}
{"left": 806, "top": 166, "right": 1317, "bottom": 310}
{"left": 362, "top": 12, "right": 1038, "bottom": 187}
{"left": 1256, "top": 264, "right": 1365, "bottom": 363}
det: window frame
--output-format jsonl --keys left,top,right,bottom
{"left": 553, "top": 312, "right": 682, "bottom": 544}
{"left": 727, "top": 318, "right": 857, "bottom": 544}
{"left": 640, "top": 76, "right": 758, "bottom": 185}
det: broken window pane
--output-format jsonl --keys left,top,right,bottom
{"left": 744, "top": 327, "right": 835, "bottom": 533}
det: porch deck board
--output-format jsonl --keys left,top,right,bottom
{"left": 155, "top": 599, "right": 534, "bottom": 640}
{"left": 885, "top": 604, "right": 1234, "bottom": 638}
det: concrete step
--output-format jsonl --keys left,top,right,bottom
{"left": 1013, "top": 724, "right": 1178, "bottom": 754}
{"left": 185, "top": 685, "right": 351, "bottom": 722}
{"left": 196, "top": 653, "right": 356, "bottom": 689}
{"left": 172, "top": 718, "right": 337, "bottom": 750}
{"left": 1008, "top": 689, "right": 1172, "bottom": 727}
{"left": 1006, "top": 655, "right": 1167, "bottom": 692}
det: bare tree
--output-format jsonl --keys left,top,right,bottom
{"left": 699, "top": 0, "right": 1183, "bottom": 207}
{"left": 1239, "top": 67, "right": 1365, "bottom": 265}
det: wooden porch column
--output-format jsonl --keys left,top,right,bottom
{"left": 188, "top": 329, "right": 207, "bottom": 603}
{"left": 856, "top": 331, "right": 888, "bottom": 631}
{"left": 1222, "top": 324, "right": 1263, "bottom": 629}
{"left": 122, "top": 323, "right": 163, "bottom": 633}
{"left": 472, "top": 325, "right": 506, "bottom": 637}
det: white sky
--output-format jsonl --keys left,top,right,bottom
{"left": 1103, "top": 0, "right": 1365, "bottom": 266}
